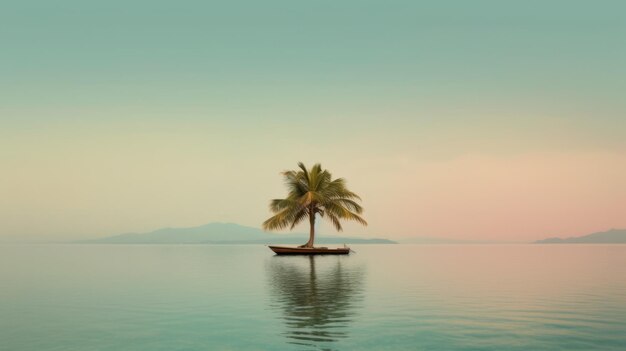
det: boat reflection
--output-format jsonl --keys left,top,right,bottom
{"left": 266, "top": 255, "right": 365, "bottom": 350}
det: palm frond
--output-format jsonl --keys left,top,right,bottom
{"left": 269, "top": 198, "right": 301, "bottom": 212}
{"left": 323, "top": 202, "right": 368, "bottom": 226}
{"left": 262, "top": 205, "right": 307, "bottom": 231}
{"left": 325, "top": 212, "right": 343, "bottom": 231}
{"left": 289, "top": 209, "right": 309, "bottom": 230}
{"left": 297, "top": 162, "right": 310, "bottom": 186}
{"left": 333, "top": 198, "right": 363, "bottom": 214}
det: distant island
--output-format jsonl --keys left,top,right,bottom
{"left": 81, "top": 222, "right": 396, "bottom": 245}
{"left": 535, "top": 229, "right": 626, "bottom": 244}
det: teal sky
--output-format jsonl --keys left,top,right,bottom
{"left": 2, "top": 1, "right": 625, "bottom": 241}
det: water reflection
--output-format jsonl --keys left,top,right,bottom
{"left": 266, "top": 256, "right": 365, "bottom": 350}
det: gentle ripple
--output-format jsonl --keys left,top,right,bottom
{"left": 0, "top": 244, "right": 625, "bottom": 350}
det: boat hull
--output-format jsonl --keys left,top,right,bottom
{"left": 268, "top": 245, "right": 350, "bottom": 255}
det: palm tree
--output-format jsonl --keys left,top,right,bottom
{"left": 263, "top": 162, "right": 367, "bottom": 248}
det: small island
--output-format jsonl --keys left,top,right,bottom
{"left": 535, "top": 229, "right": 626, "bottom": 244}
{"left": 263, "top": 162, "right": 368, "bottom": 254}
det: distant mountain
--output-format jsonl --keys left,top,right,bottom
{"left": 82, "top": 222, "right": 396, "bottom": 245}
{"left": 535, "top": 229, "right": 626, "bottom": 244}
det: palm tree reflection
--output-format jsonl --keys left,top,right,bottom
{"left": 266, "top": 256, "right": 365, "bottom": 350}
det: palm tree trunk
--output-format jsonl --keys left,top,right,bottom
{"left": 301, "top": 207, "right": 315, "bottom": 248}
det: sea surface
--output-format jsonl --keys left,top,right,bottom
{"left": 1, "top": 244, "right": 625, "bottom": 351}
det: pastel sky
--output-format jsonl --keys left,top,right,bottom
{"left": 2, "top": 1, "right": 625, "bottom": 242}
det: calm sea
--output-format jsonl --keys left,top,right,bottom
{"left": 1, "top": 244, "right": 625, "bottom": 350}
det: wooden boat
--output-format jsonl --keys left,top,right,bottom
{"left": 268, "top": 245, "right": 351, "bottom": 255}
